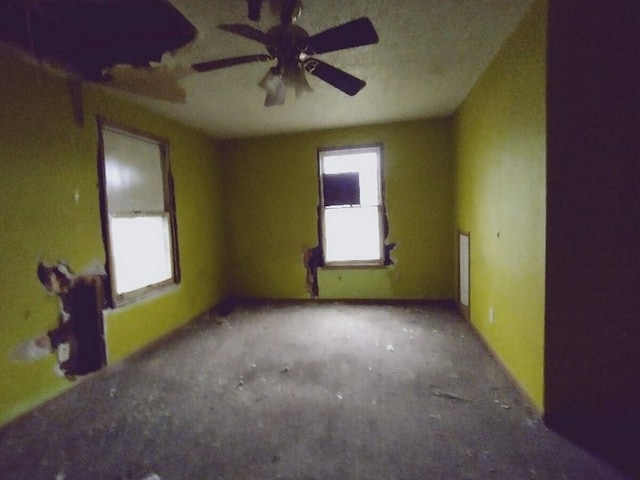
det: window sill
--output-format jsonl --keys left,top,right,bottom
{"left": 322, "top": 262, "right": 386, "bottom": 270}
{"left": 110, "top": 279, "right": 179, "bottom": 308}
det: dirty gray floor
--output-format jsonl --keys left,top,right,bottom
{"left": 0, "top": 301, "right": 631, "bottom": 480}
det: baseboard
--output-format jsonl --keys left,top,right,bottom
{"left": 219, "top": 296, "right": 457, "bottom": 312}
{"left": 462, "top": 316, "right": 544, "bottom": 419}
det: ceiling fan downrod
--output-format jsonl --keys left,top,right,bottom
{"left": 273, "top": 0, "right": 302, "bottom": 25}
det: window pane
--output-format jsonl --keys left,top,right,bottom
{"left": 323, "top": 206, "right": 382, "bottom": 263}
{"left": 108, "top": 215, "right": 173, "bottom": 294}
{"left": 103, "top": 129, "right": 165, "bottom": 213}
{"left": 321, "top": 150, "right": 379, "bottom": 206}
{"left": 322, "top": 172, "right": 360, "bottom": 206}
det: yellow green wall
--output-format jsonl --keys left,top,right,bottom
{"left": 454, "top": 0, "right": 547, "bottom": 409}
{"left": 221, "top": 119, "right": 455, "bottom": 300}
{"left": 0, "top": 50, "right": 226, "bottom": 426}
{"left": 5, "top": 0, "right": 636, "bottom": 434}
{"left": 4, "top": 0, "right": 634, "bottom": 432}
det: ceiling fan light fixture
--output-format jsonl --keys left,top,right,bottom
{"left": 264, "top": 81, "right": 287, "bottom": 106}
{"left": 294, "top": 81, "right": 312, "bottom": 98}
{"left": 282, "top": 64, "right": 305, "bottom": 86}
{"left": 286, "top": 66, "right": 313, "bottom": 97}
{"left": 259, "top": 69, "right": 283, "bottom": 95}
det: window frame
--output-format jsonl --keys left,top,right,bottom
{"left": 317, "top": 143, "right": 386, "bottom": 268}
{"left": 97, "top": 118, "right": 180, "bottom": 307}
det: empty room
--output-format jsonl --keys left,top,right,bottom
{"left": 0, "top": 0, "right": 637, "bottom": 478}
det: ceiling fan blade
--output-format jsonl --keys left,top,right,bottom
{"left": 192, "top": 54, "right": 273, "bottom": 72}
{"left": 303, "top": 59, "right": 366, "bottom": 96}
{"left": 304, "top": 17, "right": 378, "bottom": 55}
{"left": 218, "top": 24, "right": 272, "bottom": 45}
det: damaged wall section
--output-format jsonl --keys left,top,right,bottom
{"left": 36, "top": 261, "right": 107, "bottom": 379}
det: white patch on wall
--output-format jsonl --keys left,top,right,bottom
{"left": 459, "top": 232, "right": 470, "bottom": 307}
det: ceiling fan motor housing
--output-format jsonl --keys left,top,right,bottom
{"left": 266, "top": 24, "right": 309, "bottom": 73}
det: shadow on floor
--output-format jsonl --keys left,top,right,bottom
{"left": 544, "top": 415, "right": 640, "bottom": 479}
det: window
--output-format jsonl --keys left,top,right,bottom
{"left": 318, "top": 144, "right": 385, "bottom": 266}
{"left": 97, "top": 120, "right": 180, "bottom": 306}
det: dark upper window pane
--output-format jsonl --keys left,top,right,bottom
{"left": 322, "top": 172, "right": 360, "bottom": 206}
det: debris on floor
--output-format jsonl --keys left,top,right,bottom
{"left": 492, "top": 389, "right": 511, "bottom": 409}
{"left": 386, "top": 344, "right": 394, "bottom": 352}
{"left": 0, "top": 302, "right": 627, "bottom": 480}
{"left": 429, "top": 386, "right": 469, "bottom": 402}
{"left": 215, "top": 318, "right": 230, "bottom": 327}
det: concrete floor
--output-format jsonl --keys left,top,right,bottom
{"left": 0, "top": 301, "right": 631, "bottom": 479}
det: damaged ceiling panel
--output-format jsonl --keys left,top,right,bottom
{"left": 0, "top": 0, "right": 197, "bottom": 80}
{"left": 0, "top": 0, "right": 536, "bottom": 138}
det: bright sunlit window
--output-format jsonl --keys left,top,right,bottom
{"left": 98, "top": 121, "right": 180, "bottom": 305}
{"left": 319, "top": 145, "right": 384, "bottom": 265}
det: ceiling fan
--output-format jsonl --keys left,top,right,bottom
{"left": 191, "top": 0, "right": 379, "bottom": 106}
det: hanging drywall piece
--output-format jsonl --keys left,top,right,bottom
{"left": 303, "top": 245, "right": 321, "bottom": 298}
{"left": 381, "top": 206, "right": 397, "bottom": 266}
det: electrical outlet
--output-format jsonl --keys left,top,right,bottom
{"left": 489, "top": 307, "right": 495, "bottom": 324}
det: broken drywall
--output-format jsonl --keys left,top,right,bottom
{"left": 303, "top": 245, "right": 322, "bottom": 298}
{"left": 12, "top": 261, "right": 107, "bottom": 380}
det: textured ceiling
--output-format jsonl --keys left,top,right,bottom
{"left": 7, "top": 0, "right": 536, "bottom": 139}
